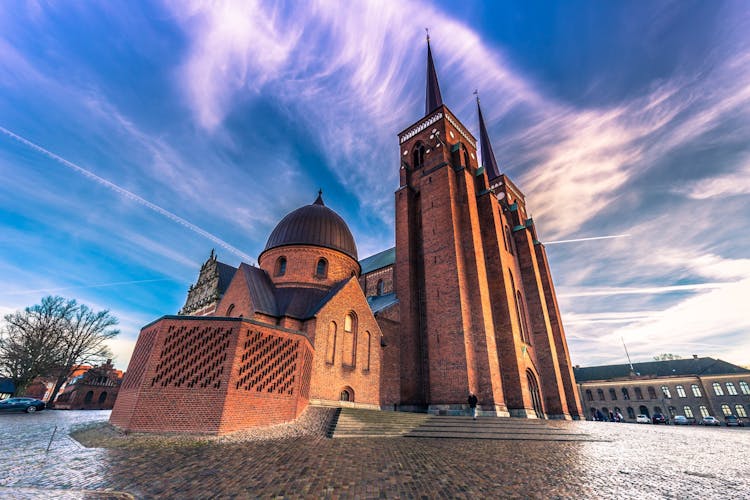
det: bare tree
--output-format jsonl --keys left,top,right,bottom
{"left": 46, "top": 302, "right": 120, "bottom": 405}
{"left": 0, "top": 296, "right": 77, "bottom": 396}
{"left": 0, "top": 296, "right": 119, "bottom": 401}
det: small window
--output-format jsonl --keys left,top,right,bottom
{"left": 316, "top": 258, "right": 328, "bottom": 278}
{"left": 691, "top": 384, "right": 702, "bottom": 397}
{"left": 634, "top": 387, "right": 643, "bottom": 400}
{"left": 676, "top": 385, "right": 686, "bottom": 398}
{"left": 609, "top": 388, "right": 617, "bottom": 400}
{"left": 597, "top": 389, "right": 605, "bottom": 401}
{"left": 276, "top": 256, "right": 287, "bottom": 276}
{"left": 661, "top": 386, "right": 671, "bottom": 399}
{"left": 647, "top": 387, "right": 657, "bottom": 399}
{"left": 585, "top": 389, "right": 593, "bottom": 402}
{"left": 739, "top": 381, "right": 750, "bottom": 395}
{"left": 736, "top": 405, "right": 747, "bottom": 418}
{"left": 639, "top": 405, "right": 649, "bottom": 417}
{"left": 98, "top": 391, "right": 107, "bottom": 403}
{"left": 713, "top": 382, "right": 724, "bottom": 396}
{"left": 699, "top": 405, "right": 709, "bottom": 418}
{"left": 627, "top": 407, "right": 635, "bottom": 419}
{"left": 683, "top": 406, "right": 694, "bottom": 418}
{"left": 622, "top": 388, "right": 630, "bottom": 400}
{"left": 721, "top": 404, "right": 732, "bottom": 416}
{"left": 84, "top": 391, "right": 94, "bottom": 403}
{"left": 376, "top": 279, "right": 384, "bottom": 296}
{"left": 726, "top": 382, "right": 738, "bottom": 395}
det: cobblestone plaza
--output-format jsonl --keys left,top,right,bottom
{"left": 1, "top": 410, "right": 748, "bottom": 498}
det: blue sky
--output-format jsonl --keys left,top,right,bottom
{"left": 1, "top": 1, "right": 749, "bottom": 370}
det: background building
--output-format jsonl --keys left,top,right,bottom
{"left": 575, "top": 357, "right": 750, "bottom": 422}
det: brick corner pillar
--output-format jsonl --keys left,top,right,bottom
{"left": 534, "top": 242, "right": 583, "bottom": 419}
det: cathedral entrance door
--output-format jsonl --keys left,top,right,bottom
{"left": 527, "top": 370, "right": 544, "bottom": 418}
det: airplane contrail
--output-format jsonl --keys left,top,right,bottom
{"left": 7, "top": 279, "right": 176, "bottom": 296}
{"left": 545, "top": 234, "right": 631, "bottom": 245}
{"left": 0, "top": 126, "right": 256, "bottom": 264}
{"left": 558, "top": 282, "right": 727, "bottom": 298}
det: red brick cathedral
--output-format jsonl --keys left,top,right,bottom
{"left": 111, "top": 39, "right": 582, "bottom": 434}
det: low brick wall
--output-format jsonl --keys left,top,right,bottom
{"left": 110, "top": 316, "right": 313, "bottom": 434}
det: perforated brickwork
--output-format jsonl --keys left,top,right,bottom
{"left": 300, "top": 349, "right": 313, "bottom": 399}
{"left": 122, "top": 327, "right": 158, "bottom": 390}
{"left": 151, "top": 324, "right": 232, "bottom": 389}
{"left": 236, "top": 330, "right": 299, "bottom": 395}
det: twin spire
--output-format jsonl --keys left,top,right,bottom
{"left": 424, "top": 33, "right": 501, "bottom": 181}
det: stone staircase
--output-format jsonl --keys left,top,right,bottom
{"left": 327, "top": 407, "right": 602, "bottom": 441}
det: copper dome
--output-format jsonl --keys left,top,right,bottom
{"left": 263, "top": 193, "right": 358, "bottom": 260}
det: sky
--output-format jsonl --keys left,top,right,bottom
{"left": 1, "top": 0, "right": 749, "bottom": 371}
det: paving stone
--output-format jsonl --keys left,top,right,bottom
{"left": 1, "top": 409, "right": 748, "bottom": 498}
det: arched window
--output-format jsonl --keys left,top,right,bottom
{"left": 713, "top": 382, "right": 724, "bottom": 396}
{"left": 226, "top": 304, "right": 235, "bottom": 317}
{"left": 683, "top": 406, "right": 694, "bottom": 418}
{"left": 84, "top": 391, "right": 94, "bottom": 403}
{"left": 276, "top": 256, "right": 287, "bottom": 276}
{"left": 585, "top": 389, "right": 593, "bottom": 401}
{"left": 622, "top": 388, "right": 630, "bottom": 400}
{"left": 342, "top": 313, "right": 357, "bottom": 366}
{"left": 627, "top": 407, "right": 635, "bottom": 419}
{"left": 463, "top": 149, "right": 471, "bottom": 168}
{"left": 661, "top": 386, "right": 671, "bottom": 399}
{"left": 634, "top": 387, "right": 643, "bottom": 400}
{"left": 98, "top": 391, "right": 107, "bottom": 403}
{"left": 609, "top": 388, "right": 617, "bottom": 400}
{"left": 597, "top": 389, "right": 605, "bottom": 401}
{"left": 364, "top": 331, "right": 371, "bottom": 371}
{"left": 316, "top": 258, "right": 328, "bottom": 278}
{"left": 721, "top": 404, "right": 732, "bottom": 416}
{"left": 340, "top": 387, "right": 354, "bottom": 402}
{"left": 699, "top": 405, "right": 709, "bottom": 418}
{"left": 505, "top": 226, "right": 515, "bottom": 255}
{"left": 739, "top": 381, "right": 750, "bottom": 395}
{"left": 676, "top": 385, "right": 686, "bottom": 398}
{"left": 515, "top": 291, "right": 530, "bottom": 344}
{"left": 647, "top": 387, "right": 657, "bottom": 399}
{"left": 691, "top": 384, "right": 702, "bottom": 397}
{"left": 325, "top": 322, "right": 337, "bottom": 364}
{"left": 736, "top": 405, "right": 747, "bottom": 418}
{"left": 726, "top": 382, "right": 737, "bottom": 395}
{"left": 639, "top": 405, "right": 650, "bottom": 417}
{"left": 413, "top": 143, "right": 426, "bottom": 169}
{"left": 376, "top": 279, "right": 384, "bottom": 296}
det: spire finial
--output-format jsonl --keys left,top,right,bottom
{"left": 425, "top": 30, "right": 443, "bottom": 115}
{"left": 477, "top": 96, "right": 501, "bottom": 181}
{"left": 314, "top": 189, "right": 324, "bottom": 206}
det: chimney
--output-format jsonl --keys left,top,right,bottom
{"left": 693, "top": 354, "right": 698, "bottom": 359}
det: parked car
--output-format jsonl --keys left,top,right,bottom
{"left": 652, "top": 413, "right": 668, "bottom": 424}
{"left": 724, "top": 415, "right": 745, "bottom": 427}
{"left": 701, "top": 416, "right": 720, "bottom": 426}
{"left": 673, "top": 415, "right": 689, "bottom": 425}
{"left": 0, "top": 397, "right": 46, "bottom": 413}
{"left": 636, "top": 414, "right": 650, "bottom": 424}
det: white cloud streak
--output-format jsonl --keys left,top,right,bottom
{"left": 0, "top": 125, "right": 256, "bottom": 263}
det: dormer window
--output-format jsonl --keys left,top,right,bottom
{"left": 316, "top": 258, "right": 328, "bottom": 278}
{"left": 276, "top": 256, "right": 287, "bottom": 276}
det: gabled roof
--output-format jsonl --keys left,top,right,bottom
{"left": 573, "top": 357, "right": 750, "bottom": 382}
{"left": 236, "top": 264, "right": 352, "bottom": 320}
{"left": 367, "top": 293, "right": 399, "bottom": 314}
{"left": 216, "top": 261, "right": 238, "bottom": 295}
{"left": 360, "top": 247, "right": 395, "bottom": 274}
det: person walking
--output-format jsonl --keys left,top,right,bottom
{"left": 468, "top": 393, "right": 478, "bottom": 420}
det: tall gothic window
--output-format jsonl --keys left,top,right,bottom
{"left": 515, "top": 291, "right": 531, "bottom": 344}
{"left": 413, "top": 143, "right": 426, "bottom": 169}
{"left": 325, "top": 322, "right": 337, "bottom": 364}
{"left": 343, "top": 313, "right": 357, "bottom": 366}
{"left": 364, "top": 331, "right": 371, "bottom": 371}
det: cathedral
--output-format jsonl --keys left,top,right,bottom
{"left": 110, "top": 39, "right": 582, "bottom": 435}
